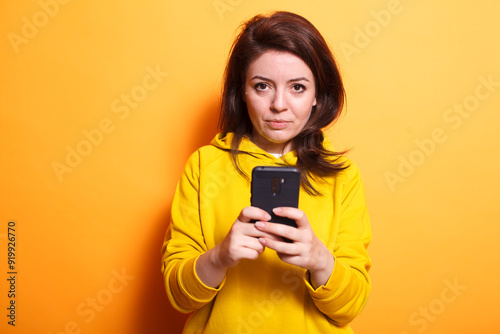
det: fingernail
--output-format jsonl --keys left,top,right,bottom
{"left": 255, "top": 222, "right": 265, "bottom": 229}
{"left": 264, "top": 213, "right": 271, "bottom": 220}
{"left": 273, "top": 207, "right": 282, "bottom": 213}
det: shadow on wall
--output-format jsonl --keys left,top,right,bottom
{"left": 134, "top": 204, "right": 189, "bottom": 334}
{"left": 187, "top": 97, "right": 222, "bottom": 153}
{"left": 133, "top": 98, "right": 220, "bottom": 333}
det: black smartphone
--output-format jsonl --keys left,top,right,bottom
{"left": 251, "top": 166, "right": 300, "bottom": 238}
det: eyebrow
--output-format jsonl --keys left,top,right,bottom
{"left": 250, "top": 75, "right": 311, "bottom": 83}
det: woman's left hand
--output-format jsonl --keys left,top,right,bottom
{"left": 255, "top": 207, "right": 335, "bottom": 288}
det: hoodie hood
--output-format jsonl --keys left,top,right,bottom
{"left": 210, "top": 132, "right": 299, "bottom": 164}
{"left": 210, "top": 131, "right": 339, "bottom": 167}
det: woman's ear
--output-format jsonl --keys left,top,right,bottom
{"left": 242, "top": 91, "right": 247, "bottom": 102}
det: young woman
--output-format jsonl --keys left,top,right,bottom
{"left": 162, "top": 11, "right": 371, "bottom": 333}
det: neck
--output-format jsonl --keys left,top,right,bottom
{"left": 249, "top": 136, "right": 292, "bottom": 155}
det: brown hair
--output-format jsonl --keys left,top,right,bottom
{"left": 218, "top": 11, "right": 347, "bottom": 195}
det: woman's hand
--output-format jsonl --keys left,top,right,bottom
{"left": 255, "top": 207, "right": 335, "bottom": 288}
{"left": 196, "top": 206, "right": 275, "bottom": 288}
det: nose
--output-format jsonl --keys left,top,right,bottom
{"left": 270, "top": 89, "right": 288, "bottom": 112}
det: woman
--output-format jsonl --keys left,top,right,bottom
{"left": 161, "top": 11, "right": 371, "bottom": 333}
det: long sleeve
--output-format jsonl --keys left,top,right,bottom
{"left": 161, "top": 151, "right": 225, "bottom": 313}
{"left": 304, "top": 162, "right": 372, "bottom": 326}
{"left": 161, "top": 134, "right": 372, "bottom": 333}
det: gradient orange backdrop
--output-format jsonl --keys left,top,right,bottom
{"left": 1, "top": 1, "right": 500, "bottom": 333}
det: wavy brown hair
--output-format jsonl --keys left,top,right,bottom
{"left": 218, "top": 11, "right": 348, "bottom": 195}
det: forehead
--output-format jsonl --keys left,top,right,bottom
{"left": 246, "top": 50, "right": 314, "bottom": 79}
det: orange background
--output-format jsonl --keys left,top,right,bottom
{"left": 1, "top": 1, "right": 500, "bottom": 333}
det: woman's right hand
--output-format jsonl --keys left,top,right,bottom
{"left": 196, "top": 206, "right": 273, "bottom": 288}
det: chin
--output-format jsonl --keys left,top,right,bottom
{"left": 266, "top": 134, "right": 294, "bottom": 145}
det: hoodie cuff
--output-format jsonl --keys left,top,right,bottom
{"left": 304, "top": 257, "right": 350, "bottom": 302}
{"left": 177, "top": 256, "right": 226, "bottom": 303}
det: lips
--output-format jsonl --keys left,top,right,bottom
{"left": 266, "top": 120, "right": 291, "bottom": 129}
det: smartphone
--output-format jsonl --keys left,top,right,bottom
{"left": 251, "top": 166, "right": 300, "bottom": 237}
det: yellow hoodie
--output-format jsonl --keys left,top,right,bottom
{"left": 161, "top": 133, "right": 371, "bottom": 333}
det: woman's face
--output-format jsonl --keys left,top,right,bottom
{"left": 244, "top": 50, "right": 317, "bottom": 155}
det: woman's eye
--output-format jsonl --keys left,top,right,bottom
{"left": 292, "top": 84, "right": 305, "bottom": 92}
{"left": 255, "top": 83, "right": 269, "bottom": 91}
